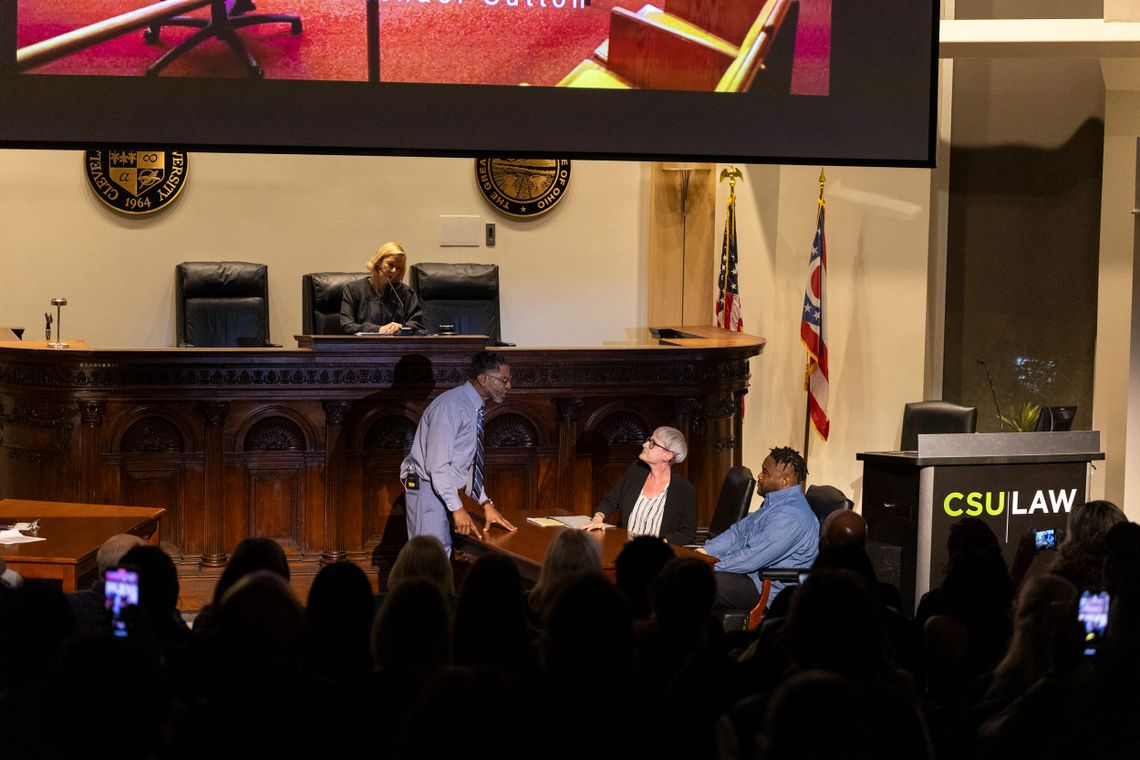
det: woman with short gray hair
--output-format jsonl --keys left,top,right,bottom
{"left": 583, "top": 425, "right": 696, "bottom": 545}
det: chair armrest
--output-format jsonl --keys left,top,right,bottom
{"left": 759, "top": 568, "right": 805, "bottom": 583}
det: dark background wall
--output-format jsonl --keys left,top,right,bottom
{"left": 943, "top": 0, "right": 1105, "bottom": 431}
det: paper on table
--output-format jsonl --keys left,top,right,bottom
{"left": 0, "top": 529, "right": 46, "bottom": 545}
{"left": 525, "top": 517, "right": 563, "bottom": 527}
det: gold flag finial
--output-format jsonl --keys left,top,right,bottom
{"left": 818, "top": 168, "right": 826, "bottom": 199}
{"left": 720, "top": 165, "right": 743, "bottom": 193}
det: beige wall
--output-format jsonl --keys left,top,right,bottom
{"left": 1096, "top": 87, "right": 1140, "bottom": 517}
{"left": 0, "top": 151, "right": 649, "bottom": 349}
{"left": 723, "top": 164, "right": 932, "bottom": 504}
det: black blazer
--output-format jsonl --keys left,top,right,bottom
{"left": 597, "top": 461, "right": 697, "bottom": 545}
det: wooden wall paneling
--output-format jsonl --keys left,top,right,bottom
{"left": 585, "top": 405, "right": 654, "bottom": 508}
{"left": 78, "top": 400, "right": 105, "bottom": 502}
{"left": 321, "top": 401, "right": 352, "bottom": 564}
{"left": 648, "top": 163, "right": 716, "bottom": 326}
{"left": 119, "top": 458, "right": 185, "bottom": 554}
{"left": 359, "top": 451, "right": 407, "bottom": 568}
{"left": 572, "top": 455, "right": 594, "bottom": 516}
{"left": 231, "top": 403, "right": 320, "bottom": 558}
{"left": 242, "top": 452, "right": 306, "bottom": 554}
{"left": 484, "top": 407, "right": 545, "bottom": 511}
{"left": 112, "top": 407, "right": 197, "bottom": 557}
{"left": 696, "top": 392, "right": 741, "bottom": 526}
{"left": 555, "top": 397, "right": 583, "bottom": 512}
{"left": 200, "top": 401, "right": 229, "bottom": 567}
{"left": 0, "top": 397, "right": 78, "bottom": 502}
{"left": 357, "top": 410, "right": 416, "bottom": 559}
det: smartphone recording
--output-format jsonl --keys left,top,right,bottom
{"left": 104, "top": 566, "right": 140, "bottom": 638}
{"left": 1078, "top": 590, "right": 1109, "bottom": 656}
{"left": 1034, "top": 528, "right": 1057, "bottom": 551}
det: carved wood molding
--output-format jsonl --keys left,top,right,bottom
{"left": 363, "top": 416, "right": 416, "bottom": 451}
{"left": 595, "top": 411, "right": 651, "bottom": 447}
{"left": 121, "top": 418, "right": 185, "bottom": 453}
{"left": 0, "top": 356, "right": 752, "bottom": 392}
{"left": 486, "top": 413, "right": 539, "bottom": 449}
{"left": 243, "top": 417, "right": 306, "bottom": 452}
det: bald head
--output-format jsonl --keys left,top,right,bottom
{"left": 820, "top": 510, "right": 866, "bottom": 549}
{"left": 96, "top": 533, "right": 147, "bottom": 575}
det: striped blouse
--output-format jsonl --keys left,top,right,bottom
{"left": 627, "top": 482, "right": 669, "bottom": 539}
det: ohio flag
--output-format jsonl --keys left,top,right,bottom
{"left": 801, "top": 198, "right": 830, "bottom": 440}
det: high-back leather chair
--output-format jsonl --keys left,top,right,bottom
{"left": 409, "top": 262, "right": 503, "bottom": 344}
{"left": 176, "top": 261, "right": 269, "bottom": 347}
{"left": 302, "top": 272, "right": 361, "bottom": 335}
{"left": 705, "top": 465, "right": 755, "bottom": 542}
{"left": 900, "top": 401, "right": 977, "bottom": 451}
{"left": 804, "top": 484, "right": 854, "bottom": 525}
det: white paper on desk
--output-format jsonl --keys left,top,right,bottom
{"left": 0, "top": 529, "right": 45, "bottom": 545}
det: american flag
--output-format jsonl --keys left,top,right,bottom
{"left": 801, "top": 199, "right": 830, "bottom": 440}
{"left": 715, "top": 189, "right": 742, "bottom": 332}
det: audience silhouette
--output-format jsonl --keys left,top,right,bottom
{"left": 0, "top": 498, "right": 1134, "bottom": 760}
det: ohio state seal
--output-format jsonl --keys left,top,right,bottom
{"left": 476, "top": 158, "right": 570, "bottom": 218}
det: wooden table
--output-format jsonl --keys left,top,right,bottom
{"left": 454, "top": 509, "right": 717, "bottom": 582}
{"left": 0, "top": 499, "right": 165, "bottom": 591}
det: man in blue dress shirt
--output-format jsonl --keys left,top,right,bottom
{"left": 400, "top": 351, "right": 517, "bottom": 555}
{"left": 702, "top": 446, "right": 819, "bottom": 610}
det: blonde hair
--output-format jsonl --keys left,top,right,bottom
{"left": 366, "top": 241, "right": 407, "bottom": 273}
{"left": 529, "top": 529, "right": 602, "bottom": 616}
{"left": 389, "top": 535, "right": 454, "bottom": 596}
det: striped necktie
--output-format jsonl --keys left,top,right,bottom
{"left": 472, "top": 406, "right": 485, "bottom": 498}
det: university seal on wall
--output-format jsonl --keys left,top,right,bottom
{"left": 84, "top": 150, "right": 189, "bottom": 215}
{"left": 476, "top": 158, "right": 571, "bottom": 218}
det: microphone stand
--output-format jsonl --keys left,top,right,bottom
{"left": 47, "top": 297, "right": 68, "bottom": 350}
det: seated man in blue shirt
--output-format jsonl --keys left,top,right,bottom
{"left": 701, "top": 446, "right": 819, "bottom": 611}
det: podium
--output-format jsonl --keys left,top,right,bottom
{"left": 858, "top": 431, "right": 1104, "bottom": 613}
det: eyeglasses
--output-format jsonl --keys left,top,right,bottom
{"left": 645, "top": 438, "right": 674, "bottom": 455}
{"left": 483, "top": 373, "right": 512, "bottom": 385}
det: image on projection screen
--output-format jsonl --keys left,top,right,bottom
{"left": 15, "top": 0, "right": 831, "bottom": 94}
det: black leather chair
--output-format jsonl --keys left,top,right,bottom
{"left": 804, "top": 484, "right": 854, "bottom": 525}
{"left": 176, "top": 261, "right": 270, "bottom": 347}
{"left": 702, "top": 465, "right": 755, "bottom": 544}
{"left": 409, "top": 262, "right": 506, "bottom": 344}
{"left": 900, "top": 400, "right": 977, "bottom": 451}
{"left": 302, "top": 272, "right": 361, "bottom": 335}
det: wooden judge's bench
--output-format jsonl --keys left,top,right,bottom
{"left": 0, "top": 327, "right": 764, "bottom": 607}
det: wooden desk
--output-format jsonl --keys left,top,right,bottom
{"left": 0, "top": 340, "right": 91, "bottom": 350}
{"left": 0, "top": 498, "right": 165, "bottom": 591}
{"left": 0, "top": 326, "right": 762, "bottom": 607}
{"left": 454, "top": 510, "right": 717, "bottom": 582}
